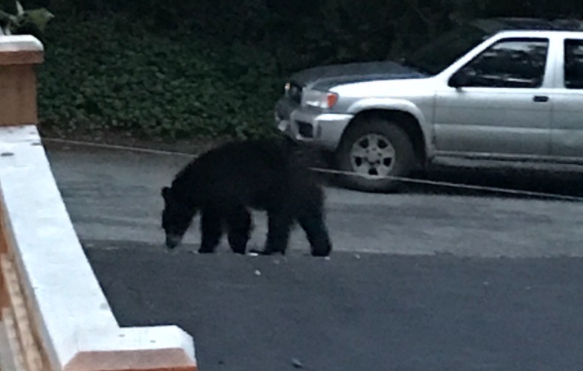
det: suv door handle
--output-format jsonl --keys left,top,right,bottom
{"left": 533, "top": 95, "right": 549, "bottom": 103}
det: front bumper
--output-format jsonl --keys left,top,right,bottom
{"left": 274, "top": 98, "right": 353, "bottom": 151}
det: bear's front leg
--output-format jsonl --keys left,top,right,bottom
{"left": 226, "top": 206, "right": 253, "bottom": 255}
{"left": 198, "top": 208, "right": 223, "bottom": 254}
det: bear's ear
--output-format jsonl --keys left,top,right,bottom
{"left": 161, "top": 186, "right": 171, "bottom": 200}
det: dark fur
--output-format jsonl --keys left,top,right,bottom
{"left": 161, "top": 138, "right": 332, "bottom": 257}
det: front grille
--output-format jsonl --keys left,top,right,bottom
{"left": 287, "top": 81, "right": 303, "bottom": 104}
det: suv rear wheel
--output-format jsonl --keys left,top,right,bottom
{"left": 335, "top": 116, "right": 416, "bottom": 192}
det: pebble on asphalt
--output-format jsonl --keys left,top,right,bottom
{"left": 291, "top": 358, "right": 303, "bottom": 368}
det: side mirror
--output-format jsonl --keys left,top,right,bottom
{"left": 449, "top": 69, "right": 472, "bottom": 88}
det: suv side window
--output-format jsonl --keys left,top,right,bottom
{"left": 564, "top": 39, "right": 583, "bottom": 89}
{"left": 457, "top": 38, "right": 549, "bottom": 88}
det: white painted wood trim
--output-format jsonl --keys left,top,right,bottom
{"left": 0, "top": 35, "right": 43, "bottom": 52}
{"left": 0, "top": 125, "right": 196, "bottom": 370}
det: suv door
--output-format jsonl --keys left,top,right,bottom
{"left": 549, "top": 37, "right": 583, "bottom": 159}
{"left": 433, "top": 37, "right": 552, "bottom": 157}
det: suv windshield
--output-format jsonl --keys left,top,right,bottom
{"left": 402, "top": 24, "right": 492, "bottom": 76}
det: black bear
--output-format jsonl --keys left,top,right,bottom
{"left": 160, "top": 137, "right": 333, "bottom": 257}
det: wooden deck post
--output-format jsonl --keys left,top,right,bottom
{"left": 0, "top": 35, "right": 44, "bottom": 127}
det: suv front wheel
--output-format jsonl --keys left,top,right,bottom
{"left": 335, "top": 116, "right": 416, "bottom": 192}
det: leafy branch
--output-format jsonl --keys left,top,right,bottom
{"left": 0, "top": 0, "right": 54, "bottom": 36}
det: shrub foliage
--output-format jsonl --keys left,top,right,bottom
{"left": 37, "top": 13, "right": 283, "bottom": 139}
{"left": 11, "top": 0, "right": 583, "bottom": 139}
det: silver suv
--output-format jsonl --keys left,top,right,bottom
{"left": 274, "top": 18, "right": 583, "bottom": 192}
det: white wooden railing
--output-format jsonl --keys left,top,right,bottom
{"left": 0, "top": 35, "right": 197, "bottom": 371}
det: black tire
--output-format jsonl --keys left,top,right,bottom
{"left": 335, "top": 116, "right": 417, "bottom": 193}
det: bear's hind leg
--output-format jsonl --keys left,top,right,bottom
{"left": 297, "top": 188, "right": 333, "bottom": 257}
{"left": 297, "top": 211, "right": 332, "bottom": 257}
{"left": 198, "top": 207, "right": 224, "bottom": 254}
{"left": 226, "top": 206, "right": 253, "bottom": 255}
{"left": 261, "top": 210, "right": 294, "bottom": 255}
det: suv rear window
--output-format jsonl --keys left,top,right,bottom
{"left": 564, "top": 39, "right": 583, "bottom": 89}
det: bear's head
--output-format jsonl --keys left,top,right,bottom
{"left": 161, "top": 186, "right": 197, "bottom": 250}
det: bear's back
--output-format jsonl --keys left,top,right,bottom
{"left": 170, "top": 138, "right": 315, "bottom": 210}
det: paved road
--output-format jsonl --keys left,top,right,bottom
{"left": 44, "top": 142, "right": 583, "bottom": 371}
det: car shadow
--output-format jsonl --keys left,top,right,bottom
{"left": 405, "top": 166, "right": 583, "bottom": 200}
{"left": 316, "top": 166, "right": 583, "bottom": 202}
{"left": 295, "top": 146, "right": 583, "bottom": 202}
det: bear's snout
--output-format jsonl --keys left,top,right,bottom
{"left": 165, "top": 234, "right": 182, "bottom": 250}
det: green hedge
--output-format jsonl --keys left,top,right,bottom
{"left": 35, "top": 0, "right": 583, "bottom": 140}
{"left": 37, "top": 12, "right": 285, "bottom": 139}
{"left": 36, "top": 0, "right": 466, "bottom": 140}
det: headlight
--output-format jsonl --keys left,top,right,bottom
{"left": 302, "top": 89, "right": 339, "bottom": 109}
